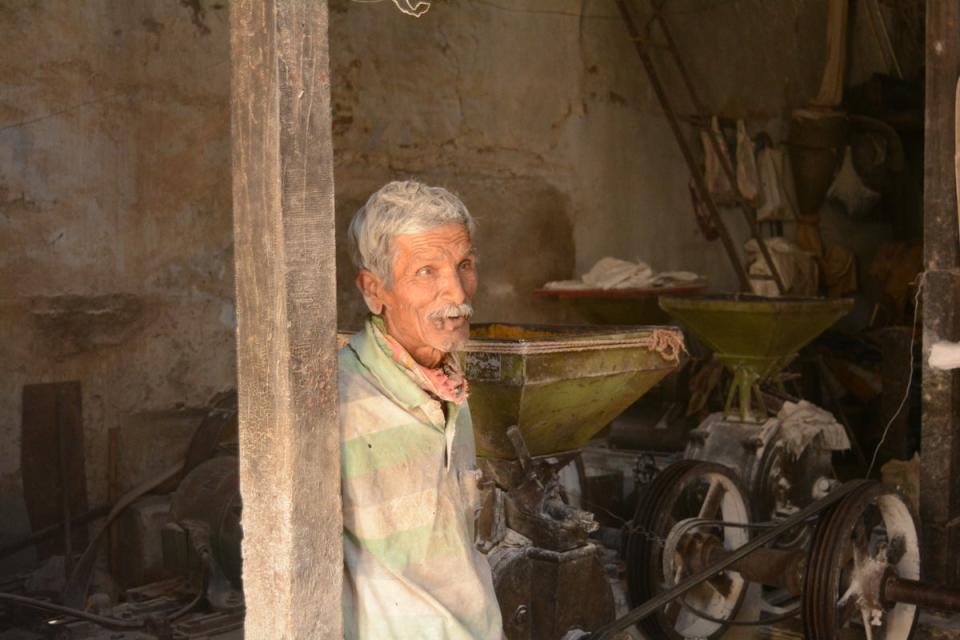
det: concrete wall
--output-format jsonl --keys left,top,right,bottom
{"left": 0, "top": 2, "right": 234, "bottom": 570}
{"left": 329, "top": 0, "right": 839, "bottom": 328}
{"left": 0, "top": 0, "right": 906, "bottom": 571}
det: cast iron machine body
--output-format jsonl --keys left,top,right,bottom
{"left": 462, "top": 323, "right": 685, "bottom": 640}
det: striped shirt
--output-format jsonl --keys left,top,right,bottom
{"left": 339, "top": 318, "right": 504, "bottom": 639}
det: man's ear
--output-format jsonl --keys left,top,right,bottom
{"left": 356, "top": 270, "right": 386, "bottom": 315}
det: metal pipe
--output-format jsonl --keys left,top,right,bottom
{"left": 642, "top": 0, "right": 787, "bottom": 294}
{"left": 55, "top": 394, "right": 73, "bottom": 579}
{"left": 590, "top": 479, "right": 871, "bottom": 639}
{"left": 0, "top": 506, "right": 108, "bottom": 560}
{"left": 883, "top": 576, "right": 960, "bottom": 613}
{"left": 0, "top": 592, "right": 144, "bottom": 630}
{"left": 612, "top": 0, "right": 752, "bottom": 292}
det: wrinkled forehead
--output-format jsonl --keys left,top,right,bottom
{"left": 392, "top": 223, "right": 474, "bottom": 263}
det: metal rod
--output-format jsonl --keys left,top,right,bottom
{"left": 613, "top": 0, "right": 752, "bottom": 292}
{"left": 0, "top": 506, "right": 108, "bottom": 560}
{"left": 55, "top": 391, "right": 73, "bottom": 579}
{"left": 590, "top": 479, "right": 871, "bottom": 639}
{"left": 643, "top": 0, "right": 787, "bottom": 294}
{"left": 687, "top": 538, "right": 806, "bottom": 596}
{"left": 0, "top": 592, "right": 144, "bottom": 630}
{"left": 883, "top": 576, "right": 960, "bottom": 613}
{"left": 107, "top": 427, "right": 120, "bottom": 578}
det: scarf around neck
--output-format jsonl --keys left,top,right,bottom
{"left": 369, "top": 315, "right": 470, "bottom": 405}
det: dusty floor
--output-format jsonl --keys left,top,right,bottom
{"left": 610, "top": 580, "right": 960, "bottom": 639}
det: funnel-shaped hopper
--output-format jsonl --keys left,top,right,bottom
{"left": 660, "top": 294, "right": 853, "bottom": 421}
{"left": 463, "top": 323, "right": 683, "bottom": 458}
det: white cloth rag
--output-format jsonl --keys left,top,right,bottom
{"left": 776, "top": 400, "right": 850, "bottom": 458}
{"left": 929, "top": 341, "right": 960, "bottom": 371}
{"left": 544, "top": 257, "right": 701, "bottom": 291}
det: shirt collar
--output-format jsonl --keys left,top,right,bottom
{"left": 368, "top": 316, "right": 469, "bottom": 405}
{"left": 348, "top": 317, "right": 431, "bottom": 412}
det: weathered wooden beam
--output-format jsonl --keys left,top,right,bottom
{"left": 921, "top": 0, "right": 960, "bottom": 586}
{"left": 230, "top": 1, "right": 341, "bottom": 637}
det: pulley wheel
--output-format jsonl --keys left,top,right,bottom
{"left": 626, "top": 460, "right": 751, "bottom": 639}
{"left": 802, "top": 482, "right": 920, "bottom": 640}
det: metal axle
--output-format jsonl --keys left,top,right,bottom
{"left": 882, "top": 576, "right": 960, "bottom": 613}
{"left": 677, "top": 530, "right": 960, "bottom": 614}
{"left": 676, "top": 531, "right": 806, "bottom": 596}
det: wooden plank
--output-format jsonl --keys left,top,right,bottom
{"left": 921, "top": 0, "right": 960, "bottom": 585}
{"left": 230, "top": 1, "right": 342, "bottom": 637}
{"left": 20, "top": 381, "right": 88, "bottom": 560}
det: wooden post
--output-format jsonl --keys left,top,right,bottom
{"left": 921, "top": 0, "right": 960, "bottom": 586}
{"left": 230, "top": 1, "right": 342, "bottom": 637}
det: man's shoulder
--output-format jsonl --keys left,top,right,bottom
{"left": 338, "top": 346, "right": 375, "bottom": 395}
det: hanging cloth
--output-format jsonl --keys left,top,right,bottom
{"left": 735, "top": 120, "right": 759, "bottom": 203}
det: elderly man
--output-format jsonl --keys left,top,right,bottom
{"left": 339, "top": 181, "right": 503, "bottom": 639}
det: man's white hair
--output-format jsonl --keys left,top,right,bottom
{"left": 348, "top": 180, "right": 475, "bottom": 285}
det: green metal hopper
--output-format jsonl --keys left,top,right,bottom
{"left": 463, "top": 323, "right": 684, "bottom": 459}
{"left": 659, "top": 294, "right": 853, "bottom": 422}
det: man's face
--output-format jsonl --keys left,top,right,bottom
{"left": 359, "top": 223, "right": 478, "bottom": 368}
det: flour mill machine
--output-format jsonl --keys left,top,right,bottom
{"left": 660, "top": 294, "right": 855, "bottom": 525}
{"left": 462, "top": 317, "right": 960, "bottom": 640}
{"left": 6, "top": 318, "right": 960, "bottom": 640}
{"left": 462, "top": 323, "right": 685, "bottom": 639}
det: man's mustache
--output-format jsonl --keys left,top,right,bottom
{"left": 427, "top": 303, "right": 474, "bottom": 322}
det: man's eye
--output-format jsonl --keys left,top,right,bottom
{"left": 416, "top": 267, "right": 433, "bottom": 276}
{"left": 459, "top": 260, "right": 474, "bottom": 271}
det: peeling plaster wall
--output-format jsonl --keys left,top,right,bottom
{"left": 0, "top": 0, "right": 902, "bottom": 572}
{"left": 328, "top": 0, "right": 842, "bottom": 328}
{"left": 0, "top": 2, "right": 233, "bottom": 571}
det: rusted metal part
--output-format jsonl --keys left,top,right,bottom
{"left": 677, "top": 534, "right": 807, "bottom": 596}
{"left": 592, "top": 478, "right": 871, "bottom": 639}
{"left": 481, "top": 428, "right": 615, "bottom": 638}
{"left": 57, "top": 395, "right": 74, "bottom": 579}
{"left": 490, "top": 542, "right": 615, "bottom": 640}
{"left": 611, "top": 0, "right": 752, "bottom": 292}
{"left": 628, "top": 461, "right": 752, "bottom": 639}
{"left": 683, "top": 414, "right": 835, "bottom": 528}
{"left": 732, "top": 547, "right": 806, "bottom": 596}
{"left": 166, "top": 457, "right": 242, "bottom": 590}
{"left": 883, "top": 577, "right": 960, "bottom": 613}
{"left": 489, "top": 427, "right": 599, "bottom": 552}
{"left": 108, "top": 427, "right": 120, "bottom": 579}
{"left": 802, "top": 482, "right": 920, "bottom": 639}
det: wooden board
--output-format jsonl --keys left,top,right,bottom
{"left": 20, "top": 381, "right": 89, "bottom": 559}
{"left": 921, "top": 0, "right": 960, "bottom": 586}
{"left": 230, "top": 0, "right": 342, "bottom": 637}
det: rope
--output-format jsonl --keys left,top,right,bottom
{"left": 641, "top": 328, "right": 688, "bottom": 364}
{"left": 865, "top": 272, "right": 925, "bottom": 478}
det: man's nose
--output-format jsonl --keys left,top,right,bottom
{"left": 442, "top": 268, "right": 467, "bottom": 304}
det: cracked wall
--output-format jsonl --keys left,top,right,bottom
{"left": 0, "top": 1, "right": 233, "bottom": 572}
{"left": 328, "top": 0, "right": 844, "bottom": 328}
{"left": 0, "top": 0, "right": 897, "bottom": 572}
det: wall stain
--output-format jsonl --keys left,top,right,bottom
{"left": 179, "top": 0, "right": 210, "bottom": 36}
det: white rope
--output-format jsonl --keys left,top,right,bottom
{"left": 866, "top": 272, "right": 925, "bottom": 478}
{"left": 392, "top": 0, "right": 431, "bottom": 17}
{"left": 350, "top": 0, "right": 432, "bottom": 17}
